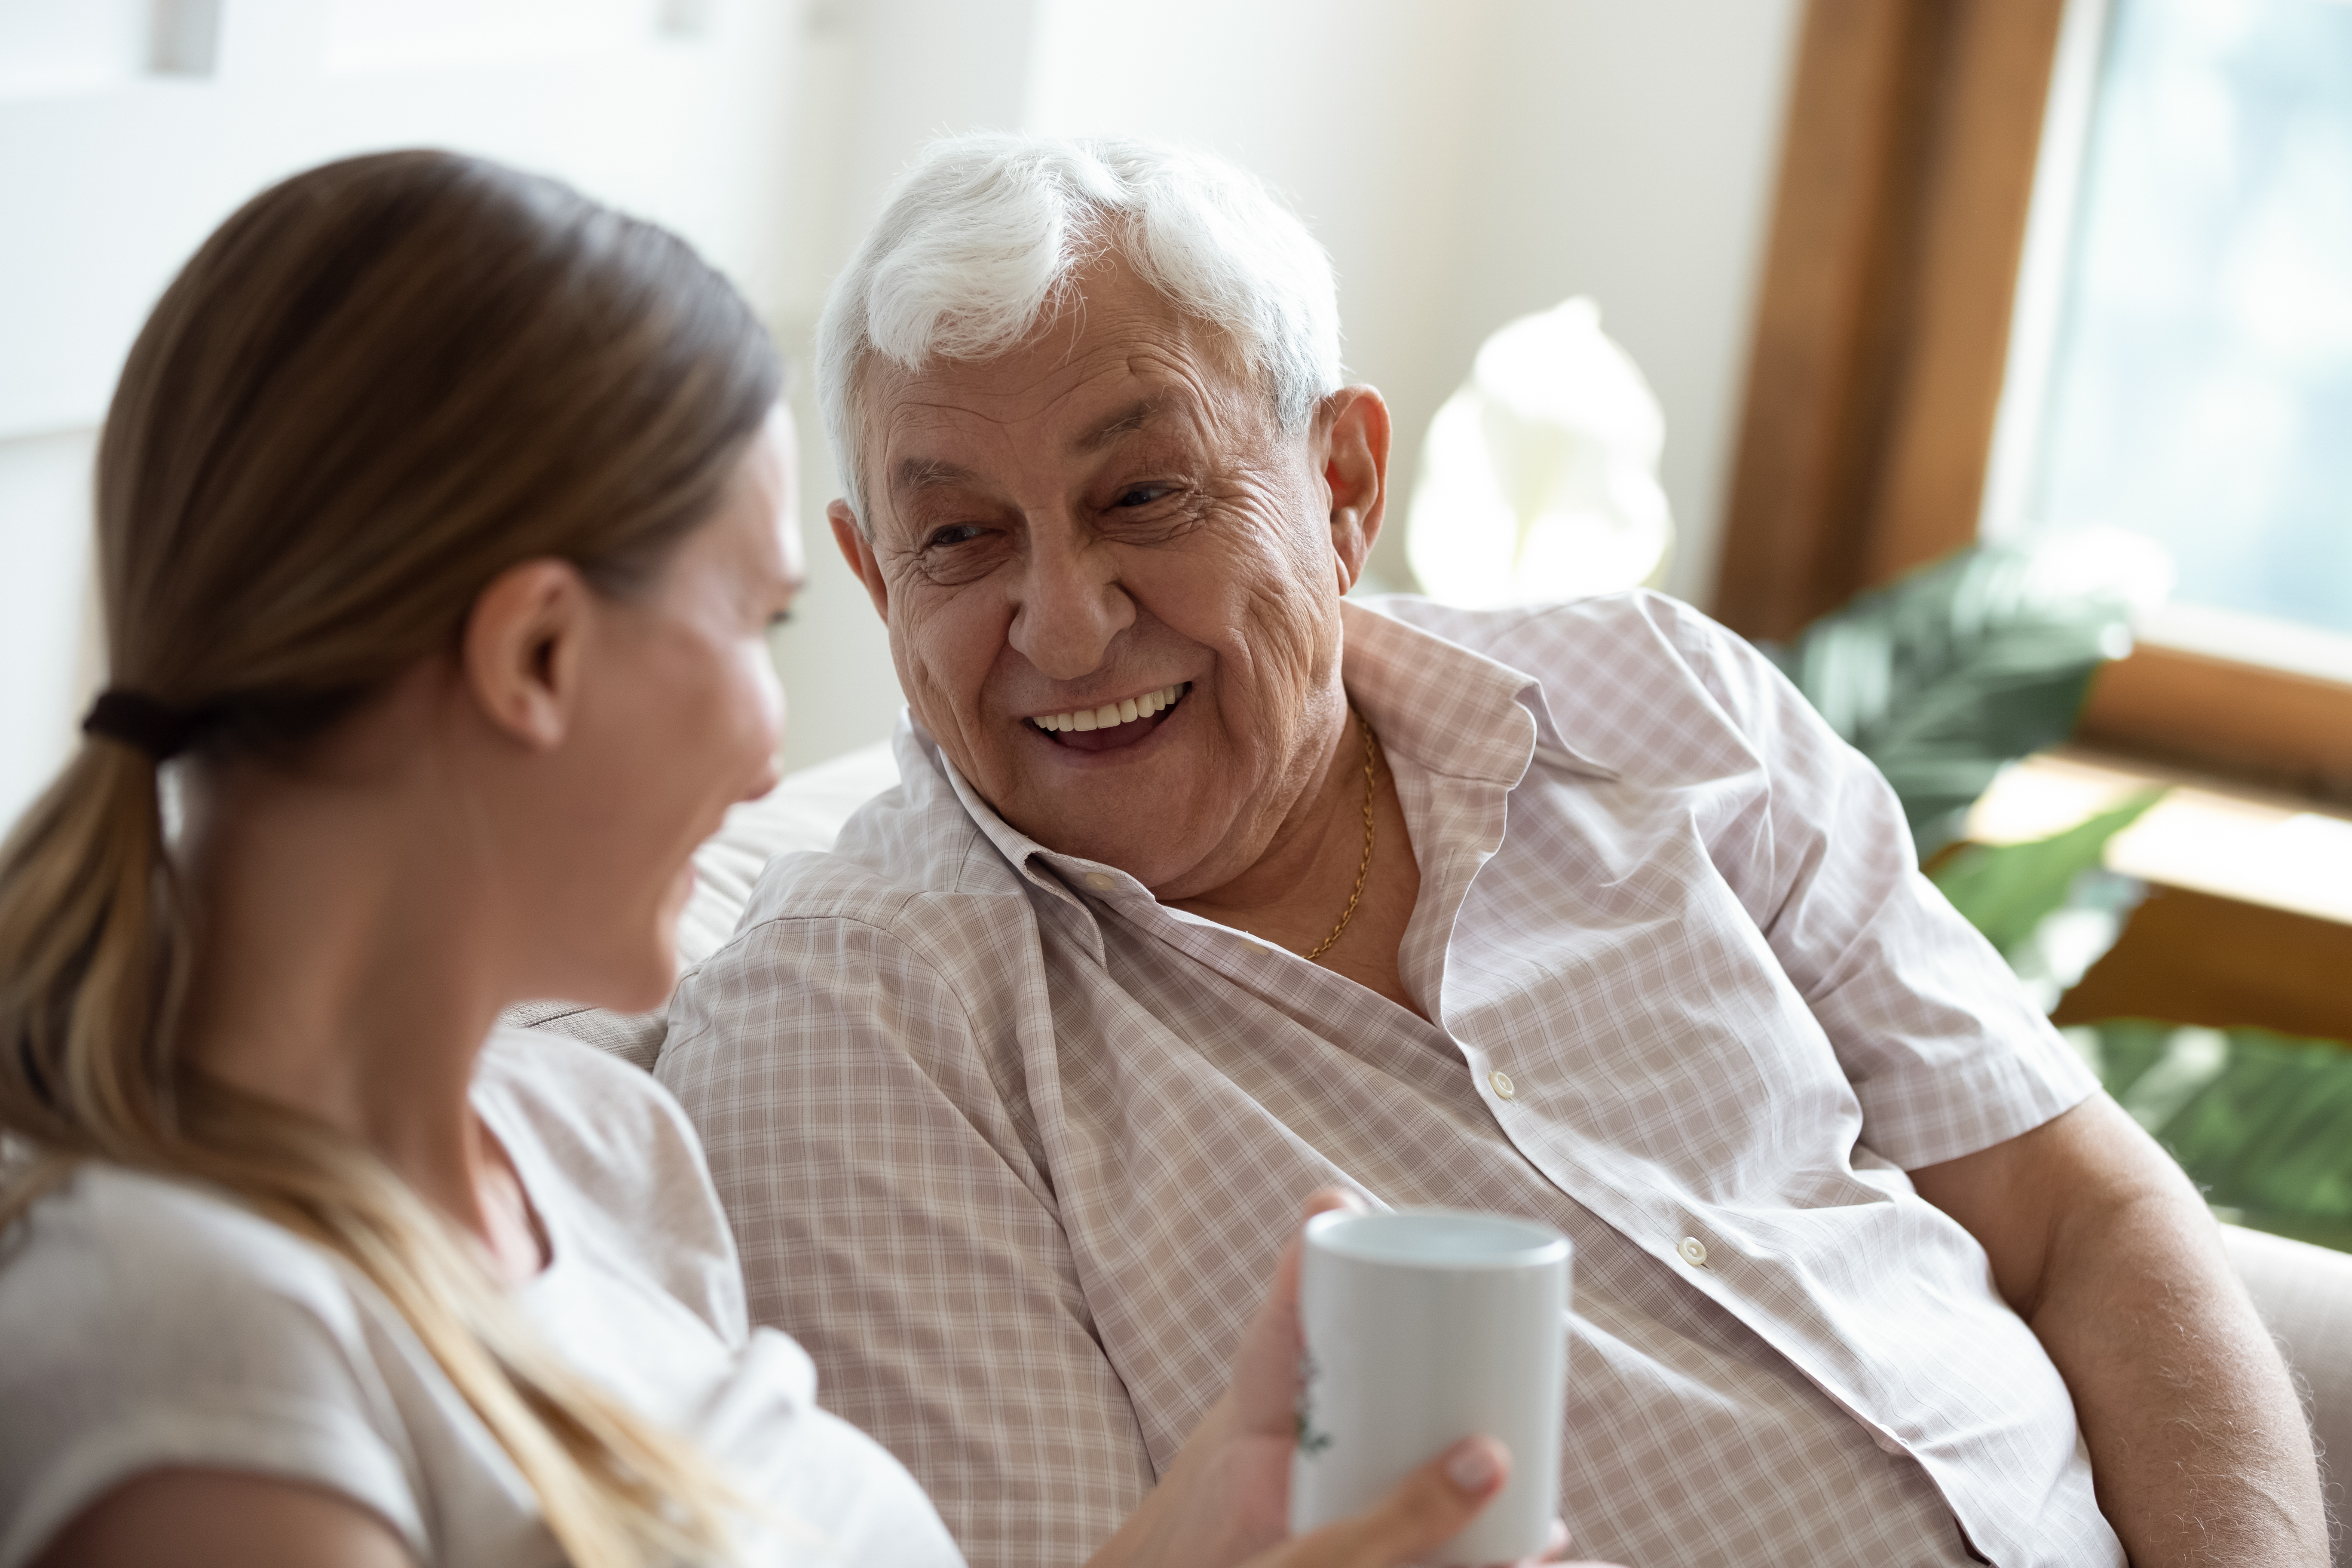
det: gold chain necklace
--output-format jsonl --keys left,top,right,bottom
{"left": 1301, "top": 710, "right": 1379, "bottom": 962}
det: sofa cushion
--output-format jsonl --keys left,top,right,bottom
{"left": 2220, "top": 1221, "right": 2352, "bottom": 1557}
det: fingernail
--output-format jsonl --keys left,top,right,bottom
{"left": 1446, "top": 1438, "right": 1501, "bottom": 1491}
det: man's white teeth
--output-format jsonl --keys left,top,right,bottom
{"left": 1031, "top": 683, "right": 1187, "bottom": 733}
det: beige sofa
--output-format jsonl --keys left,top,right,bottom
{"left": 515, "top": 741, "right": 2349, "bottom": 1558}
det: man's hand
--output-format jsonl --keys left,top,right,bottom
{"left": 1912, "top": 1093, "right": 2326, "bottom": 1565}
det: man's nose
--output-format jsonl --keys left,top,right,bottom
{"left": 1004, "top": 522, "right": 1134, "bottom": 681}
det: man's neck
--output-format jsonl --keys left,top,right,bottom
{"left": 1165, "top": 707, "right": 1425, "bottom": 1017}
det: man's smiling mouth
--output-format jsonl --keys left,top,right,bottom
{"left": 1026, "top": 683, "right": 1190, "bottom": 751}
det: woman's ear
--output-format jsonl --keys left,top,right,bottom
{"left": 461, "top": 558, "right": 591, "bottom": 750}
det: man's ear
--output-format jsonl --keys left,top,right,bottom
{"left": 1320, "top": 386, "right": 1391, "bottom": 593}
{"left": 830, "top": 500, "right": 891, "bottom": 622}
{"left": 462, "top": 558, "right": 589, "bottom": 750}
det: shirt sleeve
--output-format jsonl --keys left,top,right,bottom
{"left": 1616, "top": 595, "right": 2099, "bottom": 1169}
{"left": 0, "top": 1181, "right": 429, "bottom": 1568}
{"left": 657, "top": 906, "right": 1156, "bottom": 1568}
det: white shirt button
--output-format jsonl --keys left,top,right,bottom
{"left": 1678, "top": 1236, "right": 1709, "bottom": 1268}
{"left": 1083, "top": 872, "right": 1117, "bottom": 892}
{"left": 1488, "top": 1070, "right": 1516, "bottom": 1099}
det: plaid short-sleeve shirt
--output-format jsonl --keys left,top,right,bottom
{"left": 661, "top": 592, "right": 2119, "bottom": 1568}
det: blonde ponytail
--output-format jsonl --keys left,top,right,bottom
{"left": 0, "top": 741, "right": 188, "bottom": 1163}
{"left": 0, "top": 150, "right": 784, "bottom": 1567}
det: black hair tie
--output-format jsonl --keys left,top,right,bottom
{"left": 81, "top": 689, "right": 208, "bottom": 763}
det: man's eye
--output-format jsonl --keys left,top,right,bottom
{"left": 924, "top": 524, "right": 984, "bottom": 549}
{"left": 1113, "top": 484, "right": 1173, "bottom": 509}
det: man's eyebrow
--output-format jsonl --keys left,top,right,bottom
{"left": 1074, "top": 396, "right": 1184, "bottom": 454}
{"left": 890, "top": 456, "right": 977, "bottom": 495}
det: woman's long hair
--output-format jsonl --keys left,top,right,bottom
{"left": 0, "top": 150, "right": 781, "bottom": 1566}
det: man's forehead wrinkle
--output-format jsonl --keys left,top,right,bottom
{"left": 1075, "top": 398, "right": 1158, "bottom": 453}
{"left": 891, "top": 346, "right": 1143, "bottom": 431}
{"left": 886, "top": 360, "right": 1207, "bottom": 474}
{"left": 875, "top": 395, "right": 1035, "bottom": 511}
{"left": 1126, "top": 333, "right": 1272, "bottom": 439}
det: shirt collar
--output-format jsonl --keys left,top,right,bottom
{"left": 1338, "top": 599, "right": 1618, "bottom": 787}
{"left": 900, "top": 719, "right": 1126, "bottom": 926}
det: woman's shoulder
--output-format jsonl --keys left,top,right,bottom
{"left": 475, "top": 1025, "right": 718, "bottom": 1221}
{"left": 0, "top": 1165, "right": 438, "bottom": 1568}
{"left": 2, "top": 1163, "right": 369, "bottom": 1341}
{"left": 480, "top": 1019, "right": 689, "bottom": 1121}
{"left": 475, "top": 1026, "right": 748, "bottom": 1342}
{"left": 0, "top": 1165, "right": 387, "bottom": 1469}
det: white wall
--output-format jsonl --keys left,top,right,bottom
{"left": 0, "top": 0, "right": 807, "bottom": 827}
{"left": 1412, "top": 0, "right": 1802, "bottom": 609}
{"left": 1, "top": 0, "right": 1803, "bottom": 811}
{"left": 0, "top": 430, "right": 100, "bottom": 826}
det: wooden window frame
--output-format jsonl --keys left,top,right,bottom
{"left": 1712, "top": 0, "right": 2352, "bottom": 802}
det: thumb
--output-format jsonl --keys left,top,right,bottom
{"left": 1232, "top": 1188, "right": 1368, "bottom": 1439}
{"left": 1256, "top": 1436, "right": 1510, "bottom": 1568}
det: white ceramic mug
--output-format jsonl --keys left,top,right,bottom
{"left": 1290, "top": 1208, "right": 1571, "bottom": 1565}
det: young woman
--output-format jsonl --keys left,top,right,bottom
{"left": 0, "top": 153, "right": 1565, "bottom": 1568}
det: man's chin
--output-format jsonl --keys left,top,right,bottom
{"left": 995, "top": 783, "right": 1219, "bottom": 887}
{"left": 961, "top": 721, "right": 1242, "bottom": 885}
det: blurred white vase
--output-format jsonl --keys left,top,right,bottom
{"left": 1405, "top": 296, "right": 1673, "bottom": 608}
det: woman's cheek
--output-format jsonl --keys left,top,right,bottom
{"left": 750, "top": 646, "right": 786, "bottom": 740}
{"left": 733, "top": 644, "right": 787, "bottom": 782}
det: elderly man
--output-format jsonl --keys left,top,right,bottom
{"left": 659, "top": 135, "right": 2323, "bottom": 1568}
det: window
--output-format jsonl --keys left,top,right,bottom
{"left": 1992, "top": 0, "right": 2352, "bottom": 684}
{"left": 1717, "top": 0, "right": 2352, "bottom": 798}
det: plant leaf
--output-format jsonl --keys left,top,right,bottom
{"left": 1928, "top": 789, "right": 2165, "bottom": 955}
{"left": 2081, "top": 1020, "right": 2352, "bottom": 1251}
{"left": 1768, "top": 544, "right": 2136, "bottom": 856}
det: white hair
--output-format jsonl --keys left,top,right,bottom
{"left": 815, "top": 132, "right": 1344, "bottom": 527}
